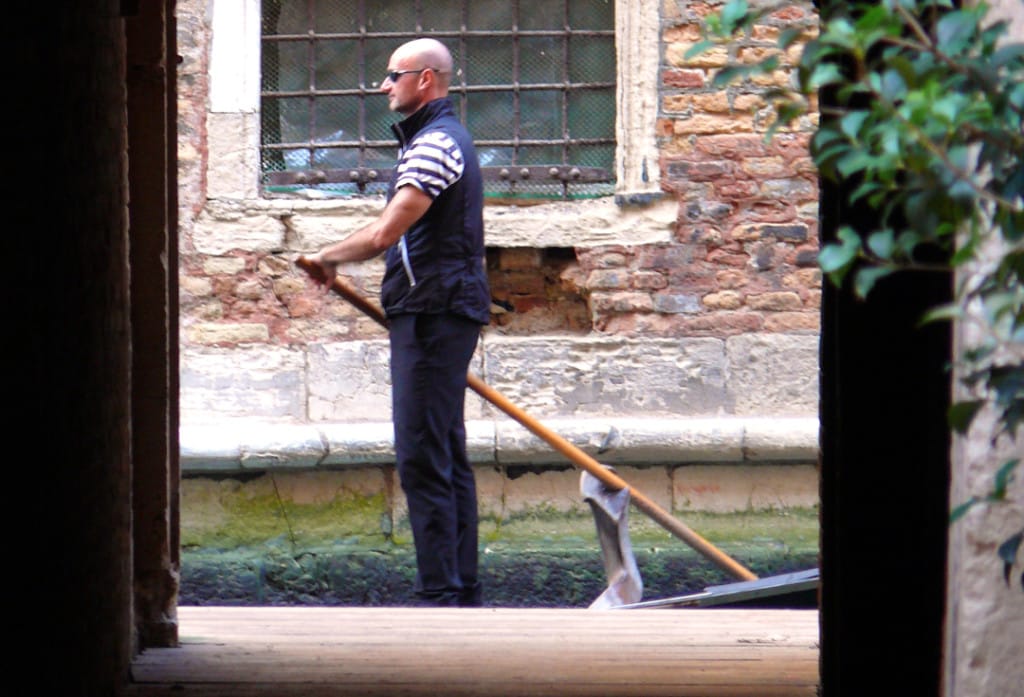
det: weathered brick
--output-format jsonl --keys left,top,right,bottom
{"left": 590, "top": 291, "right": 654, "bottom": 313}
{"left": 749, "top": 201, "right": 800, "bottom": 223}
{"left": 761, "top": 224, "right": 809, "bottom": 242}
{"left": 633, "top": 271, "right": 668, "bottom": 290}
{"left": 665, "top": 159, "right": 734, "bottom": 181}
{"left": 558, "top": 264, "right": 587, "bottom": 292}
{"left": 729, "top": 224, "right": 764, "bottom": 242}
{"left": 496, "top": 270, "right": 547, "bottom": 294}
{"left": 707, "top": 248, "right": 750, "bottom": 268}
{"left": 192, "top": 300, "right": 224, "bottom": 321}
{"left": 498, "top": 248, "right": 543, "bottom": 270}
{"left": 732, "top": 94, "right": 767, "bottom": 113}
{"left": 187, "top": 322, "right": 270, "bottom": 345}
{"left": 761, "top": 177, "right": 815, "bottom": 201}
{"left": 703, "top": 290, "right": 744, "bottom": 310}
{"left": 636, "top": 245, "right": 695, "bottom": 270}
{"left": 673, "top": 113, "right": 754, "bottom": 135}
{"left": 181, "top": 275, "right": 213, "bottom": 297}
{"left": 235, "top": 280, "right": 265, "bottom": 300}
{"left": 716, "top": 180, "right": 761, "bottom": 199}
{"left": 716, "top": 269, "right": 749, "bottom": 289}
{"left": 285, "top": 295, "right": 319, "bottom": 318}
{"left": 586, "top": 269, "right": 630, "bottom": 290}
{"left": 681, "top": 311, "right": 764, "bottom": 336}
{"left": 738, "top": 47, "right": 784, "bottom": 66}
{"left": 655, "top": 117, "right": 676, "bottom": 138}
{"left": 667, "top": 266, "right": 720, "bottom": 293}
{"left": 750, "top": 25, "right": 781, "bottom": 42}
{"left": 662, "top": 24, "right": 702, "bottom": 43}
{"left": 594, "top": 313, "right": 637, "bottom": 334}
{"left": 653, "top": 293, "right": 702, "bottom": 314}
{"left": 662, "top": 69, "right": 705, "bottom": 88}
{"left": 272, "top": 276, "right": 306, "bottom": 298}
{"left": 752, "top": 243, "right": 780, "bottom": 271}
{"left": 764, "top": 312, "right": 820, "bottom": 332}
{"left": 666, "top": 42, "right": 728, "bottom": 69}
{"left": 783, "top": 268, "right": 822, "bottom": 290}
{"left": 795, "top": 248, "right": 820, "bottom": 267}
{"left": 685, "top": 226, "right": 726, "bottom": 246}
{"left": 690, "top": 93, "right": 733, "bottom": 113}
{"left": 747, "top": 292, "right": 803, "bottom": 311}
{"left": 676, "top": 183, "right": 723, "bottom": 204}
{"left": 741, "top": 157, "right": 787, "bottom": 177}
{"left": 750, "top": 70, "right": 796, "bottom": 88}
{"left": 258, "top": 255, "right": 292, "bottom": 276}
{"left": 204, "top": 256, "right": 246, "bottom": 275}
{"left": 696, "top": 134, "right": 773, "bottom": 157}
{"left": 771, "top": 5, "right": 810, "bottom": 21}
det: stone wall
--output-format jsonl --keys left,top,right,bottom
{"left": 175, "top": 0, "right": 821, "bottom": 472}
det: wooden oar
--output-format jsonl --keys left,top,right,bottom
{"left": 295, "top": 256, "right": 758, "bottom": 582}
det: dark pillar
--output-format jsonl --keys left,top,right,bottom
{"left": 817, "top": 5, "right": 953, "bottom": 684}
{"left": 14, "top": 2, "right": 136, "bottom": 693}
{"left": 126, "top": 0, "right": 181, "bottom": 650}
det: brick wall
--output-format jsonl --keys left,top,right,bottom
{"left": 177, "top": 1, "right": 819, "bottom": 346}
{"left": 596, "top": 0, "right": 821, "bottom": 338}
{"left": 175, "top": 0, "right": 821, "bottom": 423}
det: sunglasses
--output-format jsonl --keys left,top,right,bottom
{"left": 384, "top": 68, "right": 430, "bottom": 83}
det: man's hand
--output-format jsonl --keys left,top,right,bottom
{"left": 298, "top": 185, "right": 431, "bottom": 293}
{"left": 300, "top": 252, "right": 338, "bottom": 293}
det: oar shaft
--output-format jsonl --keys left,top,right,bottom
{"left": 295, "top": 256, "right": 758, "bottom": 581}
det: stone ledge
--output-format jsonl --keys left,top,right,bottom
{"left": 181, "top": 416, "right": 818, "bottom": 473}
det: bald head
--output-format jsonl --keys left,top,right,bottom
{"left": 392, "top": 38, "right": 453, "bottom": 90}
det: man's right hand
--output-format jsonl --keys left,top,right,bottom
{"left": 299, "top": 253, "right": 338, "bottom": 293}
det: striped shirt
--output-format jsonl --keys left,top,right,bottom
{"left": 394, "top": 131, "right": 465, "bottom": 199}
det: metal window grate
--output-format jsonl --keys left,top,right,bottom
{"left": 260, "top": 0, "right": 616, "bottom": 200}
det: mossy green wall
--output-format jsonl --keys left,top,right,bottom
{"left": 182, "top": 469, "right": 818, "bottom": 607}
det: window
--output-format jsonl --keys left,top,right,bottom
{"left": 260, "top": 0, "right": 616, "bottom": 200}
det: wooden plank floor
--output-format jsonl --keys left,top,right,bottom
{"left": 127, "top": 606, "right": 819, "bottom": 697}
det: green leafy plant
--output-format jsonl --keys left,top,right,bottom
{"left": 689, "top": 0, "right": 1022, "bottom": 576}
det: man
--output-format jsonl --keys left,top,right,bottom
{"left": 304, "top": 38, "right": 490, "bottom": 607}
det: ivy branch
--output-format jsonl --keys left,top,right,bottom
{"left": 690, "top": 0, "right": 1022, "bottom": 543}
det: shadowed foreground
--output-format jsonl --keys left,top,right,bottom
{"left": 128, "top": 606, "right": 818, "bottom": 696}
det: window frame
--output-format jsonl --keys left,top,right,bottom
{"left": 258, "top": 0, "right": 619, "bottom": 200}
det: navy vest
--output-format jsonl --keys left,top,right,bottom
{"left": 380, "top": 98, "right": 490, "bottom": 325}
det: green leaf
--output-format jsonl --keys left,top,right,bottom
{"left": 819, "top": 226, "right": 862, "bottom": 282}
{"left": 684, "top": 40, "right": 717, "bottom": 60}
{"left": 920, "top": 302, "right": 964, "bottom": 325}
{"left": 992, "top": 459, "right": 1019, "bottom": 499}
{"left": 880, "top": 68, "right": 907, "bottom": 101}
{"left": 948, "top": 400, "right": 984, "bottom": 434}
{"left": 992, "top": 43, "right": 1024, "bottom": 70}
{"left": 720, "top": 0, "right": 751, "bottom": 34}
{"left": 807, "top": 62, "right": 845, "bottom": 89}
{"left": 839, "top": 110, "right": 870, "bottom": 139}
{"left": 836, "top": 150, "right": 877, "bottom": 178}
{"left": 850, "top": 181, "right": 885, "bottom": 205}
{"left": 854, "top": 266, "right": 892, "bottom": 298}
{"left": 950, "top": 496, "right": 979, "bottom": 522}
{"left": 812, "top": 128, "right": 843, "bottom": 150}
{"left": 997, "top": 529, "right": 1022, "bottom": 587}
{"left": 778, "top": 27, "right": 804, "bottom": 50}
{"left": 710, "top": 65, "right": 753, "bottom": 88}
{"left": 896, "top": 230, "right": 923, "bottom": 256}
{"left": 867, "top": 229, "right": 896, "bottom": 260}
{"left": 937, "top": 11, "right": 978, "bottom": 55}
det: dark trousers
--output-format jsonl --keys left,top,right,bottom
{"left": 389, "top": 313, "right": 482, "bottom": 606}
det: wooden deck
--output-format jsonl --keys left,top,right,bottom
{"left": 127, "top": 606, "right": 818, "bottom": 696}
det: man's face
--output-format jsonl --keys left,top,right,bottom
{"left": 381, "top": 53, "right": 426, "bottom": 116}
